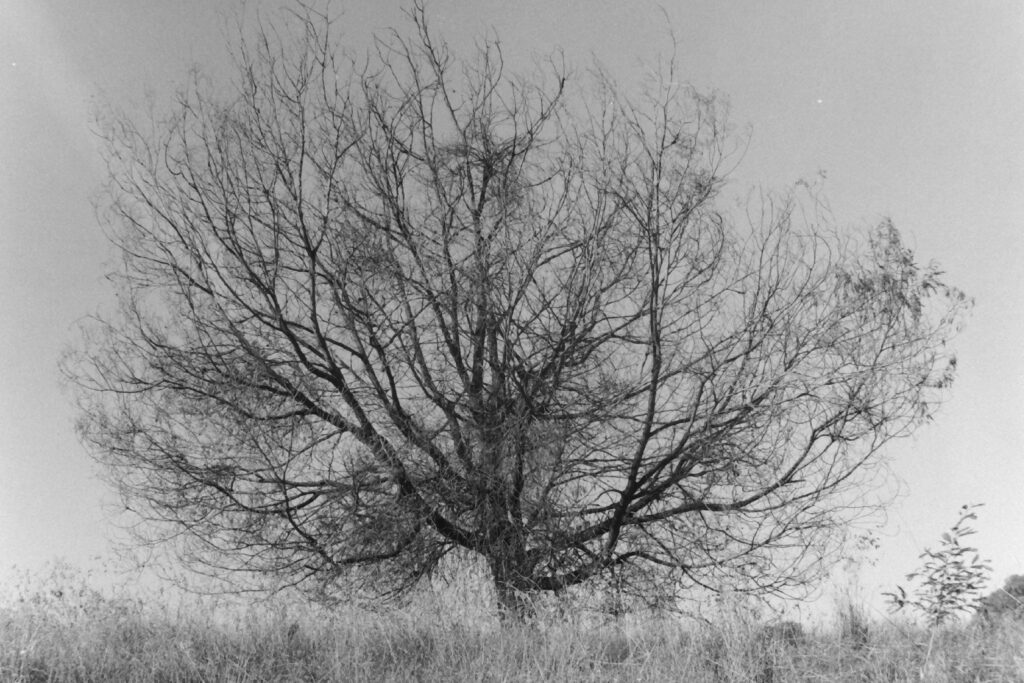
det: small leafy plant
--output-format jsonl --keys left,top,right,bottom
{"left": 885, "top": 504, "right": 992, "bottom": 626}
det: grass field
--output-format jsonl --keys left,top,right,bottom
{"left": 2, "top": 564, "right": 1022, "bottom": 682}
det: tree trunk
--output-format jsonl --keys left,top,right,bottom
{"left": 493, "top": 575, "right": 532, "bottom": 622}
{"left": 485, "top": 514, "right": 536, "bottom": 622}
{"left": 489, "top": 552, "right": 535, "bottom": 623}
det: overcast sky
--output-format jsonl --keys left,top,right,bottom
{"left": 2, "top": 0, "right": 1022, "bottom": 616}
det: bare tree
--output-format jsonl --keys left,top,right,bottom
{"left": 66, "top": 5, "right": 970, "bottom": 619}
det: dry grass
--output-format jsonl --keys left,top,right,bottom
{"left": 2, "top": 564, "right": 1023, "bottom": 682}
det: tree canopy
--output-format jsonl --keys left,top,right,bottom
{"left": 67, "top": 5, "right": 970, "bottom": 618}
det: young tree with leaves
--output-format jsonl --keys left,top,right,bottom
{"left": 886, "top": 504, "right": 992, "bottom": 626}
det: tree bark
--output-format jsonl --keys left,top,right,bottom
{"left": 489, "top": 548, "right": 534, "bottom": 622}
{"left": 483, "top": 499, "right": 536, "bottom": 622}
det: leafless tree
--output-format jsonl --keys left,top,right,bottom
{"left": 66, "top": 5, "right": 970, "bottom": 619}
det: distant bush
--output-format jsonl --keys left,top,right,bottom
{"left": 759, "top": 620, "right": 805, "bottom": 648}
{"left": 978, "top": 575, "right": 1024, "bottom": 623}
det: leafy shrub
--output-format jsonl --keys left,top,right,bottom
{"left": 885, "top": 504, "right": 992, "bottom": 626}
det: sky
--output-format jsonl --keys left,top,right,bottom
{"left": 1, "top": 0, "right": 1022, "bottom": 618}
